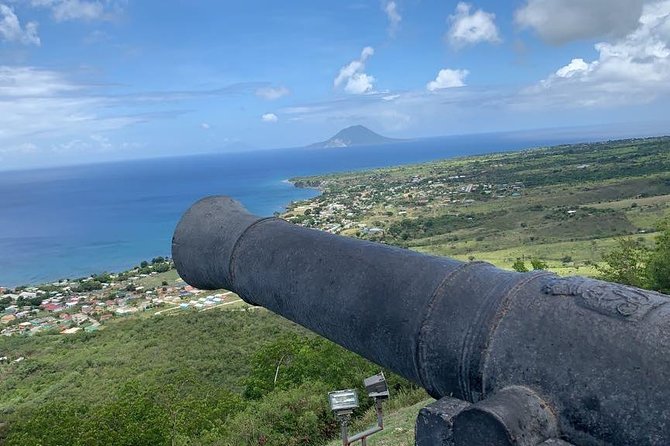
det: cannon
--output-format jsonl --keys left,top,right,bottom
{"left": 172, "top": 196, "right": 670, "bottom": 446}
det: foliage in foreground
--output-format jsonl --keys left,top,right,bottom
{"left": 597, "top": 219, "right": 670, "bottom": 293}
{"left": 0, "top": 312, "right": 420, "bottom": 446}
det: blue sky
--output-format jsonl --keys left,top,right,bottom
{"left": 1, "top": 0, "right": 669, "bottom": 169}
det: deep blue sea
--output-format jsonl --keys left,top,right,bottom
{"left": 0, "top": 132, "right": 609, "bottom": 287}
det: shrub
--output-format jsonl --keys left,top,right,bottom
{"left": 512, "top": 259, "right": 528, "bottom": 272}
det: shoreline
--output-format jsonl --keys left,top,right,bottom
{"left": 5, "top": 135, "right": 668, "bottom": 289}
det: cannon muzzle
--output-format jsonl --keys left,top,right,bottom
{"left": 172, "top": 196, "right": 670, "bottom": 446}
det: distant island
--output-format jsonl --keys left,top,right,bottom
{"left": 307, "top": 125, "right": 402, "bottom": 149}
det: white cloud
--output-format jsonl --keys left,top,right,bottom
{"left": 255, "top": 86, "right": 290, "bottom": 100}
{"left": 0, "top": 4, "right": 40, "bottom": 45}
{"left": 427, "top": 68, "right": 469, "bottom": 91}
{"left": 334, "top": 46, "right": 376, "bottom": 94}
{"left": 384, "top": 1, "right": 401, "bottom": 36}
{"left": 528, "top": 1, "right": 670, "bottom": 107}
{"left": 261, "top": 112, "right": 278, "bottom": 123}
{"left": 447, "top": 2, "right": 501, "bottom": 48}
{"left": 0, "top": 66, "right": 163, "bottom": 165}
{"left": 554, "top": 58, "right": 589, "bottom": 78}
{"left": 515, "top": 0, "right": 645, "bottom": 44}
{"left": 53, "top": 0, "right": 104, "bottom": 21}
{"left": 200, "top": 122, "right": 210, "bottom": 130}
{"left": 0, "top": 66, "right": 78, "bottom": 96}
{"left": 344, "top": 73, "right": 375, "bottom": 94}
{"left": 29, "top": 0, "right": 120, "bottom": 22}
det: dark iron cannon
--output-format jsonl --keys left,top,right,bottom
{"left": 172, "top": 196, "right": 670, "bottom": 446}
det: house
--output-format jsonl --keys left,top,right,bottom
{"left": 1, "top": 315, "right": 16, "bottom": 324}
{"left": 43, "top": 303, "right": 64, "bottom": 312}
{"left": 61, "top": 327, "right": 82, "bottom": 334}
{"left": 4, "top": 306, "right": 17, "bottom": 314}
{"left": 115, "top": 307, "right": 138, "bottom": 316}
{"left": 71, "top": 313, "right": 88, "bottom": 325}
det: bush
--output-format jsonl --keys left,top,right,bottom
{"left": 243, "top": 334, "right": 406, "bottom": 401}
{"left": 5, "top": 378, "right": 245, "bottom": 446}
{"left": 218, "top": 382, "right": 337, "bottom": 446}
{"left": 597, "top": 237, "right": 650, "bottom": 288}
{"left": 530, "top": 259, "right": 549, "bottom": 270}
{"left": 153, "top": 263, "right": 170, "bottom": 273}
{"left": 76, "top": 280, "right": 103, "bottom": 292}
{"left": 647, "top": 220, "right": 670, "bottom": 294}
{"left": 512, "top": 258, "right": 528, "bottom": 272}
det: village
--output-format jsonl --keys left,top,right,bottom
{"left": 285, "top": 168, "right": 526, "bottom": 237}
{"left": 0, "top": 258, "right": 238, "bottom": 339}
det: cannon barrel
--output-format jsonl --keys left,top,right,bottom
{"left": 172, "top": 196, "right": 670, "bottom": 446}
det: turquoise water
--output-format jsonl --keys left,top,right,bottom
{"left": 0, "top": 132, "right": 597, "bottom": 287}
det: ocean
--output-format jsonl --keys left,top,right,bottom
{"left": 0, "top": 132, "right": 605, "bottom": 287}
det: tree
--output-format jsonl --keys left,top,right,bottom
{"left": 647, "top": 220, "right": 670, "bottom": 294}
{"left": 153, "top": 262, "right": 170, "bottom": 273}
{"left": 77, "top": 280, "right": 103, "bottom": 292}
{"left": 597, "top": 237, "right": 650, "bottom": 288}
{"left": 512, "top": 258, "right": 529, "bottom": 272}
{"left": 530, "top": 259, "right": 549, "bottom": 270}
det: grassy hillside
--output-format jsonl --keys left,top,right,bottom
{"left": 287, "top": 137, "right": 670, "bottom": 273}
{"left": 2, "top": 137, "right": 670, "bottom": 445}
{"left": 0, "top": 305, "right": 423, "bottom": 445}
{"left": 325, "top": 398, "right": 433, "bottom": 446}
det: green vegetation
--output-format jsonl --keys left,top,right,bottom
{"left": 3, "top": 137, "right": 670, "bottom": 445}
{"left": 325, "top": 398, "right": 433, "bottom": 446}
{"left": 597, "top": 221, "right": 670, "bottom": 293}
{"left": 0, "top": 309, "right": 421, "bottom": 445}
{"left": 287, "top": 137, "right": 670, "bottom": 275}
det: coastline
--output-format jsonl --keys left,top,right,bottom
{"left": 5, "top": 135, "right": 666, "bottom": 289}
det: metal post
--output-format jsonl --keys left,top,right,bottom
{"left": 347, "top": 399, "right": 385, "bottom": 444}
{"left": 339, "top": 413, "right": 351, "bottom": 446}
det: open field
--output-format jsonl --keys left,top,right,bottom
{"left": 286, "top": 137, "right": 670, "bottom": 275}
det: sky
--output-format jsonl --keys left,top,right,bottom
{"left": 1, "top": 0, "right": 669, "bottom": 169}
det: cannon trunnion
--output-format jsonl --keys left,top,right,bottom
{"left": 172, "top": 196, "right": 670, "bottom": 446}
